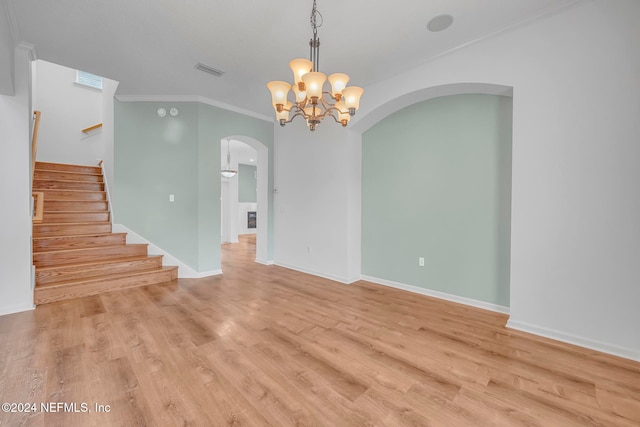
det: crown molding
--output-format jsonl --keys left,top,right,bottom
{"left": 114, "top": 94, "right": 274, "bottom": 123}
{"left": 17, "top": 41, "right": 37, "bottom": 61}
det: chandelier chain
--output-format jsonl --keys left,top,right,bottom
{"left": 310, "top": 0, "right": 323, "bottom": 38}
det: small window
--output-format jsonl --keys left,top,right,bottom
{"left": 75, "top": 70, "right": 103, "bottom": 90}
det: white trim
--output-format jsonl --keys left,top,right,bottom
{"left": 112, "top": 224, "right": 222, "bottom": 279}
{"left": 186, "top": 269, "right": 223, "bottom": 279}
{"left": 275, "top": 262, "right": 359, "bottom": 285}
{"left": 255, "top": 259, "right": 274, "bottom": 266}
{"left": 115, "top": 94, "right": 274, "bottom": 123}
{"left": 0, "top": 302, "right": 35, "bottom": 317}
{"left": 73, "top": 82, "right": 103, "bottom": 92}
{"left": 360, "top": 275, "right": 510, "bottom": 314}
{"left": 16, "top": 41, "right": 37, "bottom": 61}
{"left": 506, "top": 319, "right": 640, "bottom": 363}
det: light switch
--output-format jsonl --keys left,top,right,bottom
{"left": 169, "top": 194, "right": 175, "bottom": 202}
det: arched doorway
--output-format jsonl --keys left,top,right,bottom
{"left": 220, "top": 135, "right": 269, "bottom": 264}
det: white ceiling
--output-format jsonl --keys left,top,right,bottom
{"left": 7, "top": 0, "right": 580, "bottom": 118}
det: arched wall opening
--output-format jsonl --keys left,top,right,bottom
{"left": 358, "top": 83, "right": 513, "bottom": 311}
{"left": 351, "top": 82, "right": 513, "bottom": 134}
{"left": 222, "top": 134, "right": 269, "bottom": 264}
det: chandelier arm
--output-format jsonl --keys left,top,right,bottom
{"left": 326, "top": 112, "right": 341, "bottom": 124}
{"left": 316, "top": 94, "right": 334, "bottom": 110}
{"left": 285, "top": 109, "right": 309, "bottom": 125}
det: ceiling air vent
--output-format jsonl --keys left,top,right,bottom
{"left": 195, "top": 62, "right": 225, "bottom": 77}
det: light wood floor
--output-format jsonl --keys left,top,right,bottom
{"left": 1, "top": 235, "right": 639, "bottom": 426}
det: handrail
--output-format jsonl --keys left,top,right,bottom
{"left": 82, "top": 123, "right": 103, "bottom": 134}
{"left": 99, "top": 160, "right": 114, "bottom": 224}
{"left": 32, "top": 192, "right": 44, "bottom": 223}
{"left": 31, "top": 111, "right": 41, "bottom": 184}
{"left": 32, "top": 111, "right": 43, "bottom": 224}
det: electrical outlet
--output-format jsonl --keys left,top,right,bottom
{"left": 169, "top": 194, "right": 175, "bottom": 202}
{"left": 418, "top": 257, "right": 425, "bottom": 267}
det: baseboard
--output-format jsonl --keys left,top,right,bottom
{"left": 506, "top": 319, "right": 640, "bottom": 362}
{"left": 113, "top": 224, "right": 222, "bottom": 279}
{"left": 360, "top": 275, "right": 510, "bottom": 315}
{"left": 274, "top": 262, "right": 355, "bottom": 285}
{"left": 255, "top": 259, "right": 274, "bottom": 266}
{"left": 187, "top": 269, "right": 223, "bottom": 279}
{"left": 0, "top": 302, "right": 35, "bottom": 317}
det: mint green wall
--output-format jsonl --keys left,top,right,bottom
{"left": 197, "top": 103, "right": 274, "bottom": 269}
{"left": 114, "top": 101, "right": 274, "bottom": 272}
{"left": 362, "top": 94, "right": 512, "bottom": 306}
{"left": 238, "top": 164, "right": 257, "bottom": 203}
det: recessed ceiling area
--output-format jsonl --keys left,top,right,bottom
{"left": 6, "top": 0, "right": 582, "bottom": 118}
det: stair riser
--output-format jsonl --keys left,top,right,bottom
{"left": 36, "top": 257, "right": 164, "bottom": 285}
{"left": 34, "top": 170, "right": 103, "bottom": 183}
{"left": 35, "top": 190, "right": 106, "bottom": 201}
{"left": 33, "top": 234, "right": 126, "bottom": 252}
{"left": 44, "top": 200, "right": 109, "bottom": 212}
{"left": 33, "top": 180, "right": 104, "bottom": 191}
{"left": 34, "top": 245, "right": 147, "bottom": 268}
{"left": 43, "top": 212, "right": 110, "bottom": 223}
{"left": 35, "top": 269, "right": 177, "bottom": 305}
{"left": 34, "top": 223, "right": 112, "bottom": 237}
{"left": 35, "top": 162, "right": 101, "bottom": 174}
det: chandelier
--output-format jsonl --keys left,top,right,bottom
{"left": 221, "top": 139, "right": 237, "bottom": 178}
{"left": 267, "top": 0, "right": 364, "bottom": 132}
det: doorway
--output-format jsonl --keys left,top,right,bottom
{"left": 220, "top": 136, "right": 269, "bottom": 263}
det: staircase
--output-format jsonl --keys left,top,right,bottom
{"left": 32, "top": 161, "right": 178, "bottom": 304}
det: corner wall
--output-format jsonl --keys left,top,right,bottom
{"left": 114, "top": 100, "right": 274, "bottom": 273}
{"left": 274, "top": 120, "right": 361, "bottom": 283}
{"left": 0, "top": 45, "right": 34, "bottom": 315}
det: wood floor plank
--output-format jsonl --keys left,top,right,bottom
{"left": 1, "top": 234, "right": 639, "bottom": 426}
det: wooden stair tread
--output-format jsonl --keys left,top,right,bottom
{"left": 42, "top": 210, "right": 109, "bottom": 213}
{"left": 35, "top": 255, "right": 164, "bottom": 272}
{"left": 35, "top": 161, "right": 101, "bottom": 169}
{"left": 35, "top": 266, "right": 177, "bottom": 289}
{"left": 45, "top": 198, "right": 107, "bottom": 202}
{"left": 34, "top": 243, "right": 147, "bottom": 256}
{"left": 33, "top": 233, "right": 127, "bottom": 252}
{"left": 33, "top": 178, "right": 103, "bottom": 184}
{"left": 33, "top": 232, "right": 125, "bottom": 241}
{"left": 34, "top": 221, "right": 111, "bottom": 226}
{"left": 33, "top": 189, "right": 105, "bottom": 194}
{"left": 35, "top": 168, "right": 103, "bottom": 176}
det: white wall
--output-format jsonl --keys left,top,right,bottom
{"left": 274, "top": 119, "right": 361, "bottom": 283}
{"left": 347, "top": 0, "right": 639, "bottom": 360}
{"left": 0, "top": 44, "right": 35, "bottom": 315}
{"left": 32, "top": 60, "right": 118, "bottom": 193}
{"left": 221, "top": 160, "right": 240, "bottom": 244}
{"left": 0, "top": 2, "right": 15, "bottom": 96}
